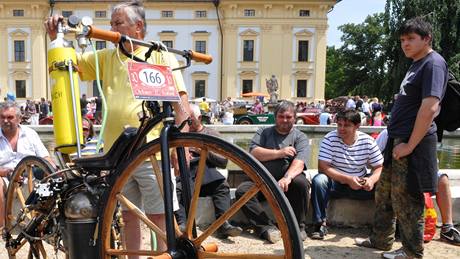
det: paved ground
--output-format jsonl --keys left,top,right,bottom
{"left": 1, "top": 226, "right": 459, "bottom": 258}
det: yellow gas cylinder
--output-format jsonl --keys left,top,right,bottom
{"left": 48, "top": 42, "right": 83, "bottom": 154}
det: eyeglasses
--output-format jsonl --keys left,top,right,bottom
{"left": 0, "top": 115, "right": 16, "bottom": 121}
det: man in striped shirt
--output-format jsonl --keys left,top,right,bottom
{"left": 311, "top": 109, "right": 383, "bottom": 239}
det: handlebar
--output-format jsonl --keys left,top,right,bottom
{"left": 85, "top": 25, "right": 213, "bottom": 64}
{"left": 86, "top": 25, "right": 121, "bottom": 43}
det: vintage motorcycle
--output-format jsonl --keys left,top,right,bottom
{"left": 3, "top": 16, "right": 303, "bottom": 259}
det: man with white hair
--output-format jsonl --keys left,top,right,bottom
{"left": 174, "top": 104, "right": 242, "bottom": 238}
{"left": 45, "top": 0, "right": 190, "bottom": 254}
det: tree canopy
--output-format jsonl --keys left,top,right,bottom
{"left": 326, "top": 0, "right": 460, "bottom": 102}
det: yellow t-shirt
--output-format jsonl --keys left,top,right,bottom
{"left": 199, "top": 101, "right": 210, "bottom": 112}
{"left": 77, "top": 47, "right": 186, "bottom": 150}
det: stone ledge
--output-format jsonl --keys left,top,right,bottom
{"left": 195, "top": 169, "right": 460, "bottom": 228}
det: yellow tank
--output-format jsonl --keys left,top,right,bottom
{"left": 48, "top": 47, "right": 83, "bottom": 154}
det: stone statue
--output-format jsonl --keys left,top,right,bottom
{"left": 266, "top": 75, "right": 278, "bottom": 103}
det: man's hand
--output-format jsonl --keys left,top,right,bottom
{"left": 44, "top": 15, "right": 64, "bottom": 41}
{"left": 361, "top": 177, "right": 375, "bottom": 191}
{"left": 278, "top": 175, "right": 292, "bottom": 192}
{"left": 0, "top": 168, "right": 13, "bottom": 178}
{"left": 392, "top": 142, "right": 414, "bottom": 160}
{"left": 170, "top": 149, "right": 191, "bottom": 176}
{"left": 348, "top": 176, "right": 364, "bottom": 190}
{"left": 278, "top": 146, "right": 297, "bottom": 158}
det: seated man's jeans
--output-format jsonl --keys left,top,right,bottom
{"left": 311, "top": 172, "right": 374, "bottom": 224}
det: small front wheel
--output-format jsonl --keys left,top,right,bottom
{"left": 4, "top": 156, "right": 65, "bottom": 259}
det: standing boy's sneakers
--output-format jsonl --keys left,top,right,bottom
{"left": 382, "top": 248, "right": 414, "bottom": 259}
{"left": 440, "top": 227, "right": 460, "bottom": 246}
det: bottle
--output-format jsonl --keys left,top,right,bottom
{"left": 48, "top": 28, "right": 83, "bottom": 154}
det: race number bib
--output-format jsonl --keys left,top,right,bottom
{"left": 127, "top": 62, "right": 180, "bottom": 101}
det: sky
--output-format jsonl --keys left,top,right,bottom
{"left": 327, "top": 0, "right": 386, "bottom": 47}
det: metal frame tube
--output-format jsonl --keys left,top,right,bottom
{"left": 67, "top": 60, "right": 82, "bottom": 158}
{"left": 159, "top": 102, "right": 177, "bottom": 252}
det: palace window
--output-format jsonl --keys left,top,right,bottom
{"left": 15, "top": 80, "right": 26, "bottom": 98}
{"left": 195, "top": 10, "right": 207, "bottom": 18}
{"left": 297, "top": 80, "right": 307, "bottom": 98}
{"left": 95, "top": 10, "right": 107, "bottom": 18}
{"left": 162, "top": 40, "right": 173, "bottom": 49}
{"left": 14, "top": 40, "right": 25, "bottom": 62}
{"left": 242, "top": 80, "right": 253, "bottom": 94}
{"left": 195, "top": 41, "right": 206, "bottom": 54}
{"left": 298, "top": 40, "right": 308, "bottom": 62}
{"left": 162, "top": 11, "right": 173, "bottom": 18}
{"left": 13, "top": 10, "right": 24, "bottom": 17}
{"left": 299, "top": 10, "right": 310, "bottom": 17}
{"left": 195, "top": 80, "right": 206, "bottom": 97}
{"left": 243, "top": 40, "right": 254, "bottom": 62}
{"left": 244, "top": 9, "right": 255, "bottom": 17}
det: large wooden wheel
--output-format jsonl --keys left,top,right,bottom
{"left": 4, "top": 156, "right": 66, "bottom": 259}
{"left": 99, "top": 133, "right": 304, "bottom": 259}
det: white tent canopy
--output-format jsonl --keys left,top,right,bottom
{"left": 191, "top": 97, "right": 217, "bottom": 103}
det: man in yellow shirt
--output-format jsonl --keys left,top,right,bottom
{"left": 45, "top": 0, "right": 190, "bottom": 254}
{"left": 199, "top": 97, "right": 210, "bottom": 113}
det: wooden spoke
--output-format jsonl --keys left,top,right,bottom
{"left": 116, "top": 193, "right": 166, "bottom": 241}
{"left": 36, "top": 241, "right": 48, "bottom": 259}
{"left": 150, "top": 155, "right": 164, "bottom": 197}
{"left": 149, "top": 155, "right": 182, "bottom": 237}
{"left": 15, "top": 185, "right": 27, "bottom": 209}
{"left": 27, "top": 166, "right": 34, "bottom": 194}
{"left": 194, "top": 184, "right": 259, "bottom": 246}
{"left": 15, "top": 185, "right": 32, "bottom": 220}
{"left": 185, "top": 149, "right": 208, "bottom": 238}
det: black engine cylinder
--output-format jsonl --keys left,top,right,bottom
{"left": 64, "top": 191, "right": 99, "bottom": 259}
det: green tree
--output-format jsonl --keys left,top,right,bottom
{"left": 325, "top": 46, "right": 346, "bottom": 99}
{"left": 325, "top": 13, "right": 388, "bottom": 99}
{"left": 383, "top": 0, "right": 460, "bottom": 99}
{"left": 326, "top": 0, "right": 460, "bottom": 102}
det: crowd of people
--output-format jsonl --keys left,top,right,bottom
{"left": 2, "top": 93, "right": 103, "bottom": 126}
{"left": 0, "top": 5, "right": 458, "bottom": 259}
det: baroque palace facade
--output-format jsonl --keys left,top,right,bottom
{"left": 0, "top": 0, "right": 337, "bottom": 102}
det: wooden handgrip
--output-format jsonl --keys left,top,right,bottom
{"left": 201, "top": 243, "right": 218, "bottom": 252}
{"left": 189, "top": 50, "right": 213, "bottom": 64}
{"left": 88, "top": 25, "right": 121, "bottom": 43}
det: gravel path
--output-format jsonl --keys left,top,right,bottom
{"left": 1, "top": 226, "right": 459, "bottom": 258}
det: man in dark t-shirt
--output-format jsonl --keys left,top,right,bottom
{"left": 235, "top": 101, "right": 310, "bottom": 243}
{"left": 356, "top": 17, "right": 448, "bottom": 259}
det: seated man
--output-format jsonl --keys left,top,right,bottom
{"left": 311, "top": 109, "right": 383, "bottom": 239}
{"left": 174, "top": 104, "right": 242, "bottom": 238}
{"left": 0, "top": 101, "right": 55, "bottom": 228}
{"left": 372, "top": 129, "right": 460, "bottom": 246}
{"left": 235, "top": 101, "right": 310, "bottom": 243}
